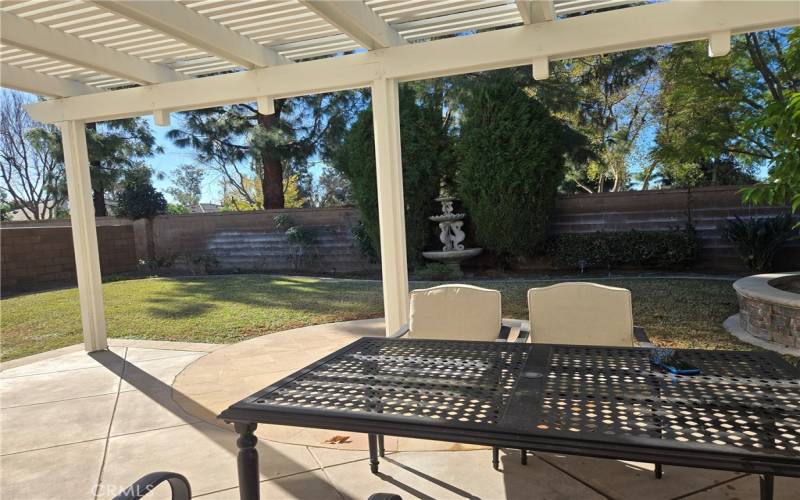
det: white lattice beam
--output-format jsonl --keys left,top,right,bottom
{"left": 0, "top": 12, "right": 185, "bottom": 84}
{"left": 0, "top": 64, "right": 100, "bottom": 97}
{"left": 299, "top": 0, "right": 406, "bottom": 50}
{"left": 89, "top": 0, "right": 289, "bottom": 69}
{"left": 516, "top": 0, "right": 555, "bottom": 24}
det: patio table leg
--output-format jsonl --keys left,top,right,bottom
{"left": 368, "top": 433, "right": 380, "bottom": 473}
{"left": 492, "top": 446, "right": 499, "bottom": 469}
{"left": 520, "top": 449, "right": 527, "bottom": 465}
{"left": 378, "top": 434, "right": 385, "bottom": 457}
{"left": 654, "top": 463, "right": 662, "bottom": 479}
{"left": 760, "top": 474, "right": 774, "bottom": 500}
{"left": 234, "top": 422, "right": 259, "bottom": 500}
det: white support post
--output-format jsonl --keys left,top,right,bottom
{"left": 59, "top": 120, "right": 108, "bottom": 352}
{"left": 371, "top": 77, "right": 409, "bottom": 335}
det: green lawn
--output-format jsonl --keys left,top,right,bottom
{"left": 0, "top": 276, "right": 762, "bottom": 363}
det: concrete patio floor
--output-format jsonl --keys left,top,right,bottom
{"left": 1, "top": 323, "right": 798, "bottom": 500}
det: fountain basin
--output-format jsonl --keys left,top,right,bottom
{"left": 422, "top": 248, "right": 483, "bottom": 262}
{"left": 733, "top": 272, "right": 800, "bottom": 348}
{"left": 429, "top": 214, "right": 465, "bottom": 222}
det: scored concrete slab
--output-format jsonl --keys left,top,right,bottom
{"left": 200, "top": 470, "right": 341, "bottom": 500}
{"left": 98, "top": 422, "right": 320, "bottom": 499}
{"left": 110, "top": 389, "right": 201, "bottom": 436}
{"left": 0, "top": 347, "right": 126, "bottom": 379}
{"left": 690, "top": 474, "right": 800, "bottom": 499}
{"left": 537, "top": 452, "right": 742, "bottom": 499}
{"left": 0, "top": 439, "right": 106, "bottom": 500}
{"left": 119, "top": 353, "right": 205, "bottom": 393}
{"left": 324, "top": 449, "right": 605, "bottom": 499}
{"left": 0, "top": 364, "right": 121, "bottom": 408}
{"left": 1, "top": 393, "right": 117, "bottom": 455}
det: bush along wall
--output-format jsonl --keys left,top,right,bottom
{"left": 548, "top": 227, "right": 700, "bottom": 271}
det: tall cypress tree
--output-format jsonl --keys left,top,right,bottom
{"left": 329, "top": 85, "right": 454, "bottom": 267}
{"left": 457, "top": 70, "right": 567, "bottom": 257}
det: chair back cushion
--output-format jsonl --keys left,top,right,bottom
{"left": 527, "top": 282, "right": 634, "bottom": 347}
{"left": 409, "top": 284, "right": 501, "bottom": 341}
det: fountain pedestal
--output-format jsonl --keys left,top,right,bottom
{"left": 422, "top": 196, "right": 482, "bottom": 268}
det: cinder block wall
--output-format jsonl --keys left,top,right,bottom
{"left": 1, "top": 220, "right": 137, "bottom": 295}
{"left": 149, "top": 207, "right": 374, "bottom": 274}
{"left": 2, "top": 188, "right": 798, "bottom": 295}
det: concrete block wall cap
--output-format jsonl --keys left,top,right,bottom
{"left": 733, "top": 272, "right": 800, "bottom": 308}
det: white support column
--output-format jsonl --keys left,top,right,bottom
{"left": 371, "top": 77, "right": 409, "bottom": 335}
{"left": 59, "top": 120, "right": 108, "bottom": 352}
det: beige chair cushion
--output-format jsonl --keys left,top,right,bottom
{"left": 528, "top": 282, "right": 634, "bottom": 347}
{"left": 408, "top": 284, "right": 502, "bottom": 341}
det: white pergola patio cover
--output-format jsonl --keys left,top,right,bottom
{"left": 1, "top": 0, "right": 797, "bottom": 352}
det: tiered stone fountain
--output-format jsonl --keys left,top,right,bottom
{"left": 422, "top": 195, "right": 482, "bottom": 268}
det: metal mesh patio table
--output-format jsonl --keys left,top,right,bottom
{"left": 219, "top": 338, "right": 800, "bottom": 500}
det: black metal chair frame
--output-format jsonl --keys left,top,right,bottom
{"left": 113, "top": 472, "right": 191, "bottom": 500}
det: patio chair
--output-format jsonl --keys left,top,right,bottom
{"left": 526, "top": 282, "right": 652, "bottom": 348}
{"left": 389, "top": 283, "right": 527, "bottom": 342}
{"left": 383, "top": 284, "right": 527, "bottom": 471}
{"left": 506, "top": 282, "right": 660, "bottom": 477}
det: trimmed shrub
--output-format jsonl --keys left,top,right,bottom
{"left": 285, "top": 226, "right": 316, "bottom": 247}
{"left": 115, "top": 167, "right": 167, "bottom": 220}
{"left": 721, "top": 214, "right": 798, "bottom": 271}
{"left": 413, "top": 262, "right": 464, "bottom": 281}
{"left": 457, "top": 70, "right": 566, "bottom": 257}
{"left": 351, "top": 220, "right": 378, "bottom": 262}
{"left": 549, "top": 227, "right": 699, "bottom": 270}
{"left": 272, "top": 214, "right": 292, "bottom": 231}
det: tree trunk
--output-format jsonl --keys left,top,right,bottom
{"left": 256, "top": 101, "right": 285, "bottom": 210}
{"left": 85, "top": 123, "right": 108, "bottom": 216}
{"left": 93, "top": 189, "right": 108, "bottom": 216}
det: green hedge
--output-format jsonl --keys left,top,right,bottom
{"left": 549, "top": 227, "right": 699, "bottom": 270}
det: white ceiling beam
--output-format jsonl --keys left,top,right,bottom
{"left": 0, "top": 64, "right": 101, "bottom": 98}
{"left": 0, "top": 12, "right": 185, "bottom": 85}
{"left": 25, "top": 1, "right": 799, "bottom": 124}
{"left": 532, "top": 56, "right": 549, "bottom": 80}
{"left": 299, "top": 0, "right": 406, "bottom": 50}
{"left": 89, "top": 1, "right": 289, "bottom": 69}
{"left": 517, "top": 0, "right": 555, "bottom": 24}
{"left": 257, "top": 96, "right": 275, "bottom": 115}
{"left": 708, "top": 30, "right": 732, "bottom": 57}
{"left": 153, "top": 109, "right": 171, "bottom": 127}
